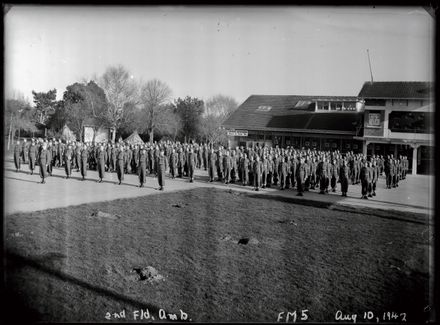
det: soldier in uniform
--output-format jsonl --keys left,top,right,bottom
{"left": 296, "top": 156, "right": 306, "bottom": 196}
{"left": 21, "top": 138, "right": 29, "bottom": 164}
{"left": 38, "top": 142, "right": 50, "bottom": 184}
{"left": 309, "top": 157, "right": 317, "bottom": 190}
{"left": 230, "top": 150, "right": 238, "bottom": 183}
{"left": 138, "top": 147, "right": 147, "bottom": 187}
{"left": 222, "top": 151, "right": 231, "bottom": 184}
{"left": 197, "top": 146, "right": 203, "bottom": 169}
{"left": 148, "top": 146, "right": 155, "bottom": 175}
{"left": 303, "top": 157, "right": 311, "bottom": 191}
{"left": 187, "top": 148, "right": 197, "bottom": 183}
{"left": 116, "top": 145, "right": 125, "bottom": 185}
{"left": 273, "top": 153, "right": 280, "bottom": 186}
{"left": 367, "top": 160, "right": 374, "bottom": 198}
{"left": 28, "top": 139, "right": 37, "bottom": 175}
{"left": 360, "top": 160, "right": 369, "bottom": 199}
{"left": 330, "top": 159, "right": 339, "bottom": 192}
{"left": 241, "top": 153, "right": 250, "bottom": 186}
{"left": 253, "top": 155, "right": 262, "bottom": 191}
{"left": 261, "top": 155, "right": 268, "bottom": 188}
{"left": 157, "top": 149, "right": 166, "bottom": 190}
{"left": 384, "top": 155, "right": 391, "bottom": 189}
{"left": 203, "top": 144, "right": 209, "bottom": 171}
{"left": 208, "top": 148, "right": 216, "bottom": 182}
{"left": 14, "top": 140, "right": 21, "bottom": 172}
{"left": 248, "top": 155, "right": 254, "bottom": 186}
{"left": 371, "top": 159, "right": 378, "bottom": 197}
{"left": 279, "top": 156, "right": 288, "bottom": 190}
{"left": 169, "top": 148, "right": 177, "bottom": 179}
{"left": 216, "top": 148, "right": 223, "bottom": 182}
{"left": 174, "top": 148, "right": 182, "bottom": 178}
{"left": 51, "top": 140, "right": 57, "bottom": 168}
{"left": 339, "top": 159, "right": 349, "bottom": 197}
{"left": 266, "top": 154, "right": 274, "bottom": 188}
{"left": 390, "top": 158, "right": 396, "bottom": 188}
{"left": 64, "top": 144, "right": 73, "bottom": 179}
{"left": 394, "top": 159, "right": 400, "bottom": 187}
{"left": 80, "top": 143, "right": 89, "bottom": 181}
{"left": 75, "top": 142, "right": 82, "bottom": 172}
{"left": 132, "top": 144, "right": 139, "bottom": 174}
{"left": 153, "top": 145, "right": 159, "bottom": 175}
{"left": 111, "top": 144, "right": 118, "bottom": 172}
{"left": 96, "top": 144, "right": 106, "bottom": 183}
{"left": 317, "top": 157, "right": 327, "bottom": 194}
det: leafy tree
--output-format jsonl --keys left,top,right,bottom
{"left": 139, "top": 79, "right": 172, "bottom": 143}
{"left": 31, "top": 89, "right": 57, "bottom": 125}
{"left": 46, "top": 100, "right": 68, "bottom": 134}
{"left": 98, "top": 65, "right": 139, "bottom": 142}
{"left": 82, "top": 80, "right": 109, "bottom": 142}
{"left": 62, "top": 81, "right": 108, "bottom": 142}
{"left": 155, "top": 103, "right": 182, "bottom": 142}
{"left": 174, "top": 96, "right": 204, "bottom": 143}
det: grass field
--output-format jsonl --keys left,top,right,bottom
{"left": 4, "top": 187, "right": 431, "bottom": 323}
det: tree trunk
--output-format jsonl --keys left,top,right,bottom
{"left": 149, "top": 129, "right": 154, "bottom": 144}
{"left": 111, "top": 127, "right": 116, "bottom": 143}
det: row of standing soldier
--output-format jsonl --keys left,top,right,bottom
{"left": 13, "top": 138, "right": 409, "bottom": 198}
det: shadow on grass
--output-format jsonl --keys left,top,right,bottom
{"left": 243, "top": 191, "right": 429, "bottom": 225}
{"left": 4, "top": 250, "right": 184, "bottom": 321}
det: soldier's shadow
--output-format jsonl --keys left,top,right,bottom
{"left": 4, "top": 175, "right": 42, "bottom": 184}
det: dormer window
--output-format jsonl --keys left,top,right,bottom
{"left": 257, "top": 105, "right": 272, "bottom": 111}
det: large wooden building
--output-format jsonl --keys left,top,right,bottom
{"left": 223, "top": 94, "right": 365, "bottom": 152}
{"left": 222, "top": 81, "right": 434, "bottom": 175}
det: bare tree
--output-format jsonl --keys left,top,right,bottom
{"left": 98, "top": 65, "right": 139, "bottom": 142}
{"left": 201, "top": 94, "right": 239, "bottom": 145}
{"left": 203, "top": 94, "right": 238, "bottom": 117}
{"left": 139, "top": 79, "right": 172, "bottom": 143}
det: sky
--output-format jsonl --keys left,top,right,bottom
{"left": 5, "top": 6, "right": 434, "bottom": 105}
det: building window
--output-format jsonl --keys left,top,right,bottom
{"left": 317, "top": 102, "right": 329, "bottom": 110}
{"left": 365, "top": 99, "right": 386, "bottom": 106}
{"left": 389, "top": 111, "right": 433, "bottom": 133}
{"left": 343, "top": 102, "right": 356, "bottom": 111}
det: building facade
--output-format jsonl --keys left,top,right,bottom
{"left": 223, "top": 81, "right": 434, "bottom": 175}
{"left": 223, "top": 95, "right": 365, "bottom": 153}
{"left": 354, "top": 81, "right": 434, "bottom": 175}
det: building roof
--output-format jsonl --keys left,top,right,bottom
{"left": 223, "top": 95, "right": 362, "bottom": 134}
{"left": 358, "top": 81, "right": 434, "bottom": 99}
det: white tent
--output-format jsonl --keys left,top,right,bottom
{"left": 61, "top": 124, "right": 77, "bottom": 141}
{"left": 124, "top": 130, "right": 144, "bottom": 145}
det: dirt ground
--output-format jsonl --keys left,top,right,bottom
{"left": 4, "top": 187, "right": 431, "bottom": 323}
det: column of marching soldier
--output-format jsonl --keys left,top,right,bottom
{"left": 12, "top": 138, "right": 409, "bottom": 199}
